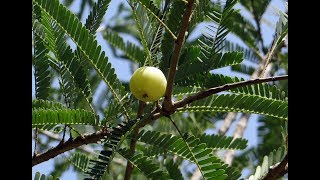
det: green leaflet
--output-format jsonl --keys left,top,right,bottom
{"left": 34, "top": 172, "right": 60, "bottom": 180}
{"left": 136, "top": 130, "right": 241, "bottom": 179}
{"left": 69, "top": 0, "right": 113, "bottom": 104}
{"left": 177, "top": 93, "right": 288, "bottom": 120}
{"left": 130, "top": 2, "right": 153, "bottom": 65}
{"left": 69, "top": 152, "right": 90, "bottom": 173}
{"left": 228, "top": 12, "right": 260, "bottom": 53}
{"left": 32, "top": 99, "right": 65, "bottom": 110}
{"left": 223, "top": 40, "right": 260, "bottom": 63}
{"left": 200, "top": 133, "right": 248, "bottom": 150}
{"left": 40, "top": 12, "right": 93, "bottom": 107}
{"left": 135, "top": 0, "right": 168, "bottom": 65}
{"left": 33, "top": 12, "right": 50, "bottom": 101}
{"left": 190, "top": 0, "right": 211, "bottom": 29}
{"left": 85, "top": 119, "right": 139, "bottom": 179}
{"left": 33, "top": 0, "right": 127, "bottom": 111}
{"left": 176, "top": 73, "right": 288, "bottom": 102}
{"left": 231, "top": 64, "right": 256, "bottom": 75}
{"left": 274, "top": 11, "right": 288, "bottom": 50}
{"left": 175, "top": 51, "right": 244, "bottom": 81}
{"left": 85, "top": 0, "right": 111, "bottom": 33}
{"left": 32, "top": 109, "right": 99, "bottom": 127}
{"left": 160, "top": 0, "right": 186, "bottom": 75}
{"left": 118, "top": 148, "right": 170, "bottom": 179}
{"left": 165, "top": 159, "right": 184, "bottom": 180}
{"left": 248, "top": 146, "right": 287, "bottom": 180}
{"left": 201, "top": 0, "right": 239, "bottom": 53}
{"left": 103, "top": 30, "right": 145, "bottom": 64}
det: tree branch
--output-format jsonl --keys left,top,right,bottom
{"left": 173, "top": 75, "right": 288, "bottom": 109}
{"left": 163, "top": 0, "right": 196, "bottom": 111}
{"left": 32, "top": 75, "right": 287, "bottom": 167}
{"left": 39, "top": 130, "right": 93, "bottom": 153}
{"left": 32, "top": 128, "right": 111, "bottom": 167}
{"left": 124, "top": 101, "right": 146, "bottom": 180}
{"left": 262, "top": 153, "right": 288, "bottom": 180}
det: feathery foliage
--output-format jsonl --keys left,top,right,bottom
{"left": 177, "top": 93, "right": 287, "bottom": 120}
{"left": 32, "top": 0, "right": 288, "bottom": 179}
{"left": 103, "top": 30, "right": 145, "bottom": 64}
{"left": 32, "top": 109, "right": 99, "bottom": 128}
{"left": 34, "top": 172, "right": 60, "bottom": 180}
{"left": 118, "top": 148, "right": 170, "bottom": 179}
{"left": 85, "top": 0, "right": 111, "bottom": 33}
{"left": 176, "top": 73, "right": 288, "bottom": 102}
{"left": 136, "top": 130, "right": 242, "bottom": 179}
{"left": 248, "top": 146, "right": 287, "bottom": 180}
{"left": 69, "top": 152, "right": 90, "bottom": 173}
{"left": 32, "top": 99, "right": 65, "bottom": 110}
{"left": 33, "top": 0, "right": 127, "bottom": 109}
{"left": 85, "top": 119, "right": 139, "bottom": 179}
{"left": 165, "top": 159, "right": 184, "bottom": 180}
{"left": 33, "top": 28, "right": 50, "bottom": 100}
{"left": 200, "top": 133, "right": 248, "bottom": 150}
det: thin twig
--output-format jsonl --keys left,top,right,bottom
{"left": 68, "top": 125, "right": 83, "bottom": 137}
{"left": 167, "top": 116, "right": 183, "bottom": 138}
{"left": 137, "top": 1, "right": 177, "bottom": 40}
{"left": 124, "top": 101, "right": 146, "bottom": 180}
{"left": 128, "top": 2, "right": 153, "bottom": 65}
{"left": 260, "top": 38, "right": 278, "bottom": 77}
{"left": 250, "top": 0, "right": 267, "bottom": 54}
{"left": 163, "top": 0, "right": 196, "bottom": 111}
{"left": 173, "top": 75, "right": 288, "bottom": 109}
{"left": 167, "top": 115, "right": 206, "bottom": 179}
{"left": 60, "top": 125, "right": 67, "bottom": 144}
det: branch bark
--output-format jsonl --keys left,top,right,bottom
{"left": 163, "top": 0, "right": 196, "bottom": 111}
{"left": 32, "top": 128, "right": 111, "bottom": 166}
{"left": 262, "top": 153, "right": 288, "bottom": 180}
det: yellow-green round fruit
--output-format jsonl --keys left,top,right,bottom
{"left": 129, "top": 66, "right": 167, "bottom": 102}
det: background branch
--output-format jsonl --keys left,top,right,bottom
{"left": 124, "top": 101, "right": 146, "bottom": 180}
{"left": 223, "top": 114, "right": 250, "bottom": 164}
{"left": 218, "top": 112, "right": 237, "bottom": 136}
{"left": 33, "top": 127, "right": 39, "bottom": 157}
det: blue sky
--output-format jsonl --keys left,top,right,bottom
{"left": 32, "top": 0, "right": 286, "bottom": 179}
